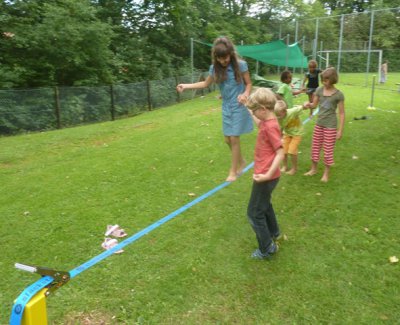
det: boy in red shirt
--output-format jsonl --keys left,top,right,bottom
{"left": 246, "top": 88, "right": 284, "bottom": 259}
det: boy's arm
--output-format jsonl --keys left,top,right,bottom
{"left": 247, "top": 108, "right": 261, "bottom": 127}
{"left": 296, "top": 104, "right": 311, "bottom": 113}
{"left": 336, "top": 101, "right": 345, "bottom": 140}
{"left": 304, "top": 93, "right": 319, "bottom": 109}
{"left": 292, "top": 89, "right": 304, "bottom": 96}
{"left": 253, "top": 147, "right": 284, "bottom": 182}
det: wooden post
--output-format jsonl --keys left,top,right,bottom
{"left": 146, "top": 80, "right": 152, "bottom": 111}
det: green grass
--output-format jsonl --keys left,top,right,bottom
{"left": 1, "top": 73, "right": 399, "bottom": 324}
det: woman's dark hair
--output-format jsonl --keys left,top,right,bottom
{"left": 211, "top": 37, "right": 241, "bottom": 84}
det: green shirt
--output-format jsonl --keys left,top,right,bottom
{"left": 278, "top": 105, "right": 304, "bottom": 136}
{"left": 277, "top": 83, "right": 294, "bottom": 108}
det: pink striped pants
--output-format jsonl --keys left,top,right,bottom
{"left": 311, "top": 125, "right": 337, "bottom": 166}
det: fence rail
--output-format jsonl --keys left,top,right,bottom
{"left": 0, "top": 71, "right": 214, "bottom": 135}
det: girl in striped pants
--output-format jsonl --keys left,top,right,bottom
{"left": 304, "top": 68, "right": 345, "bottom": 182}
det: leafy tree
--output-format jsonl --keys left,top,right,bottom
{"left": 0, "top": 0, "right": 115, "bottom": 88}
{"left": 1, "top": 0, "right": 399, "bottom": 89}
{"left": 318, "top": 0, "right": 400, "bottom": 13}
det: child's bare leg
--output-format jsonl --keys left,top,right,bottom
{"left": 304, "top": 161, "right": 318, "bottom": 176}
{"left": 231, "top": 136, "right": 246, "bottom": 176}
{"left": 237, "top": 157, "right": 247, "bottom": 175}
{"left": 286, "top": 154, "right": 298, "bottom": 175}
{"left": 321, "top": 165, "right": 330, "bottom": 182}
{"left": 308, "top": 93, "right": 314, "bottom": 116}
{"left": 281, "top": 154, "right": 288, "bottom": 172}
{"left": 226, "top": 136, "right": 241, "bottom": 181}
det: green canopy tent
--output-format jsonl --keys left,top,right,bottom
{"left": 194, "top": 39, "right": 308, "bottom": 69}
{"left": 236, "top": 40, "right": 308, "bottom": 69}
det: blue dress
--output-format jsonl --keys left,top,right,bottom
{"left": 209, "top": 60, "right": 253, "bottom": 136}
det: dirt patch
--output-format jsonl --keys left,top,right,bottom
{"left": 199, "top": 107, "right": 219, "bottom": 115}
{"left": 131, "top": 122, "right": 155, "bottom": 129}
{"left": 61, "top": 311, "right": 117, "bottom": 325}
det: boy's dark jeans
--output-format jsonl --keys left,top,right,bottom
{"left": 247, "top": 178, "right": 280, "bottom": 254}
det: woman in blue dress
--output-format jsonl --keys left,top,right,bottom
{"left": 177, "top": 37, "right": 253, "bottom": 181}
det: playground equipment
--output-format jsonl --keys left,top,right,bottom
{"left": 318, "top": 50, "right": 382, "bottom": 87}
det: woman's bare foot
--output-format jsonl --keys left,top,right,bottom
{"left": 280, "top": 166, "right": 288, "bottom": 172}
{"left": 226, "top": 169, "right": 238, "bottom": 182}
{"left": 286, "top": 169, "right": 297, "bottom": 175}
{"left": 304, "top": 169, "right": 317, "bottom": 176}
{"left": 226, "top": 173, "right": 237, "bottom": 182}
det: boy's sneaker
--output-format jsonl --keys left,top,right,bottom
{"left": 251, "top": 242, "right": 279, "bottom": 260}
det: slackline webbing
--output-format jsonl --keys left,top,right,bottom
{"left": 10, "top": 107, "right": 318, "bottom": 325}
{"left": 9, "top": 165, "right": 252, "bottom": 324}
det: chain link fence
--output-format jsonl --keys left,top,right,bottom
{"left": 0, "top": 71, "right": 215, "bottom": 135}
{"left": 275, "top": 7, "right": 400, "bottom": 80}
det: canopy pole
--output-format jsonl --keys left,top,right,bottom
{"left": 285, "top": 34, "right": 289, "bottom": 70}
{"left": 294, "top": 20, "right": 299, "bottom": 75}
{"left": 301, "top": 36, "right": 305, "bottom": 74}
{"left": 337, "top": 14, "right": 344, "bottom": 73}
{"left": 313, "top": 18, "right": 319, "bottom": 60}
{"left": 190, "top": 38, "right": 194, "bottom": 83}
{"left": 366, "top": 11, "right": 375, "bottom": 87}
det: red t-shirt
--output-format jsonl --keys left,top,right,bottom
{"left": 254, "top": 118, "right": 282, "bottom": 179}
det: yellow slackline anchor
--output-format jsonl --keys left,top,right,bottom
{"left": 14, "top": 263, "right": 70, "bottom": 325}
{"left": 20, "top": 288, "right": 48, "bottom": 325}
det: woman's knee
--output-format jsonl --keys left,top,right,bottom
{"left": 229, "top": 136, "right": 240, "bottom": 146}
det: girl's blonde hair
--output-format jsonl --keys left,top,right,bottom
{"left": 321, "top": 67, "right": 339, "bottom": 84}
{"left": 274, "top": 100, "right": 287, "bottom": 115}
{"left": 246, "top": 87, "right": 276, "bottom": 111}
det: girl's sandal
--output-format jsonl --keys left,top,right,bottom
{"left": 105, "top": 224, "right": 128, "bottom": 238}
{"left": 101, "top": 237, "right": 124, "bottom": 254}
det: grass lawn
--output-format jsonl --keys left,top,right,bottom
{"left": 1, "top": 73, "right": 399, "bottom": 324}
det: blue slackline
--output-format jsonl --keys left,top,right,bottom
{"left": 10, "top": 164, "right": 253, "bottom": 324}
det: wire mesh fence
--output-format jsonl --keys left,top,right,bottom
{"left": 0, "top": 71, "right": 214, "bottom": 135}
{"left": 276, "top": 7, "right": 400, "bottom": 75}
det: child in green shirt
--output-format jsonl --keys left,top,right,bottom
{"left": 275, "top": 100, "right": 309, "bottom": 175}
{"left": 276, "top": 70, "right": 304, "bottom": 109}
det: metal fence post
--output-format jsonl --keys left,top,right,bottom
{"left": 175, "top": 76, "right": 181, "bottom": 103}
{"left": 110, "top": 84, "right": 115, "bottom": 121}
{"left": 146, "top": 80, "right": 152, "bottom": 111}
{"left": 54, "top": 86, "right": 61, "bottom": 129}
